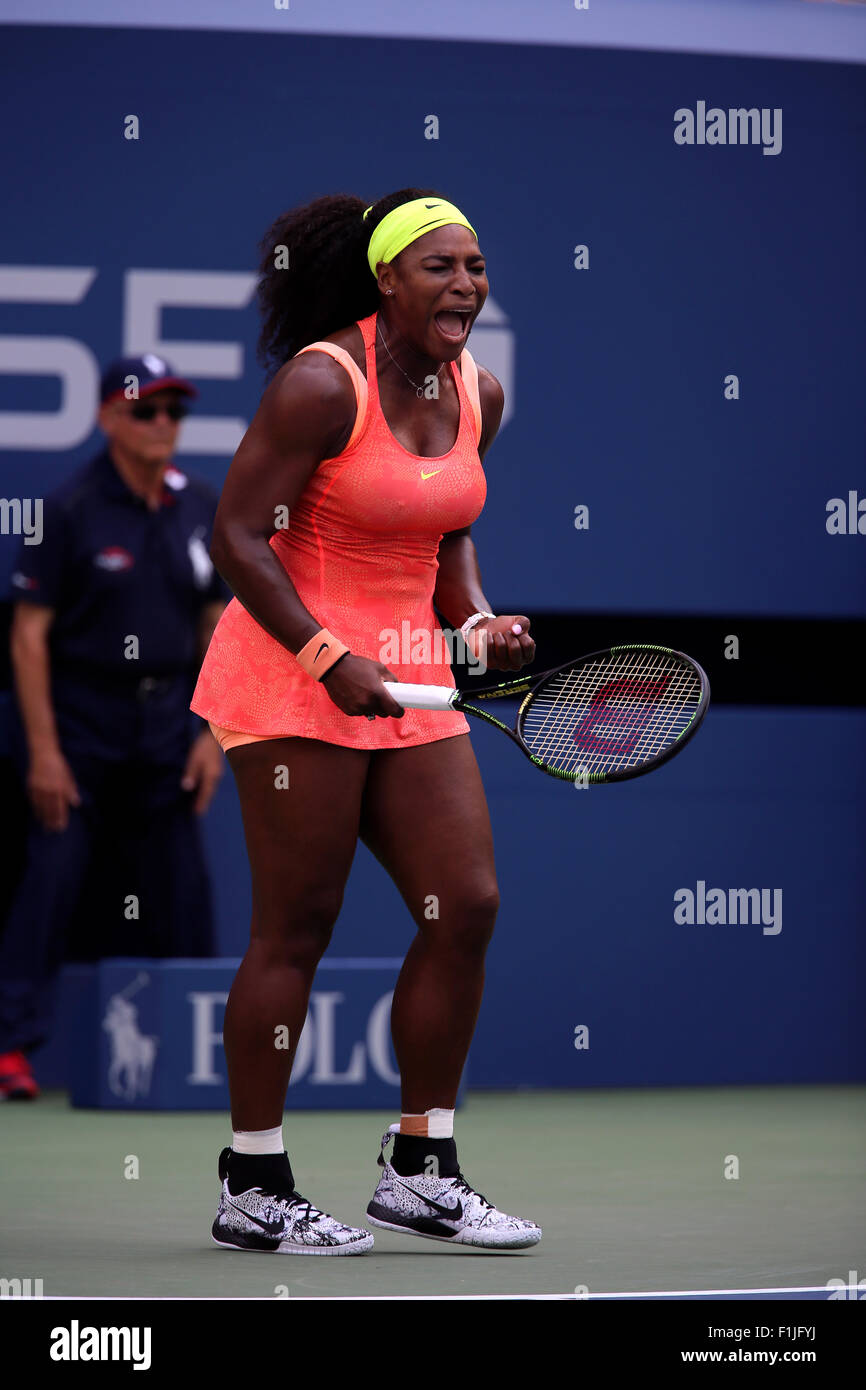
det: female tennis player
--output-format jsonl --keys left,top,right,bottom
{"left": 191, "top": 187, "right": 541, "bottom": 1254}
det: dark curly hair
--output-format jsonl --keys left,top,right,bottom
{"left": 255, "top": 186, "right": 456, "bottom": 378}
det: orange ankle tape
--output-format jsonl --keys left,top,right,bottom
{"left": 399, "top": 1115, "right": 428, "bottom": 1136}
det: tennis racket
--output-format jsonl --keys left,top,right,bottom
{"left": 383, "top": 644, "right": 710, "bottom": 784}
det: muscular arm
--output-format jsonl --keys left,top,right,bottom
{"left": 197, "top": 599, "right": 226, "bottom": 664}
{"left": 210, "top": 354, "right": 404, "bottom": 717}
{"left": 433, "top": 531, "right": 495, "bottom": 630}
{"left": 434, "top": 366, "right": 504, "bottom": 630}
{"left": 209, "top": 354, "right": 357, "bottom": 655}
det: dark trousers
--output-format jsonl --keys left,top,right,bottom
{"left": 0, "top": 755, "right": 214, "bottom": 1055}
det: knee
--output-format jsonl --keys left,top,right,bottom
{"left": 467, "top": 884, "right": 500, "bottom": 944}
{"left": 255, "top": 886, "right": 343, "bottom": 970}
{"left": 434, "top": 883, "right": 500, "bottom": 955}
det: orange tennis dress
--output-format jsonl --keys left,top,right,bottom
{"left": 190, "top": 309, "right": 488, "bottom": 750}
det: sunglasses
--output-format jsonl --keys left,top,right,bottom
{"left": 129, "top": 401, "right": 188, "bottom": 422}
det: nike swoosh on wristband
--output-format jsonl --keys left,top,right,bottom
{"left": 226, "top": 1200, "right": 285, "bottom": 1235}
{"left": 395, "top": 1181, "right": 463, "bottom": 1218}
{"left": 314, "top": 643, "right": 329, "bottom": 662}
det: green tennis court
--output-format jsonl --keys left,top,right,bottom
{"left": 3, "top": 1085, "right": 863, "bottom": 1299}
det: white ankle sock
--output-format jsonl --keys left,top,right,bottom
{"left": 232, "top": 1125, "right": 284, "bottom": 1155}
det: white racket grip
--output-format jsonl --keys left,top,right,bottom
{"left": 382, "top": 681, "right": 458, "bottom": 711}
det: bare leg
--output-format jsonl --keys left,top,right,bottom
{"left": 359, "top": 733, "right": 499, "bottom": 1112}
{"left": 222, "top": 737, "right": 370, "bottom": 1131}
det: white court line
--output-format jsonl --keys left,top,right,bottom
{"left": 33, "top": 1285, "right": 852, "bottom": 1301}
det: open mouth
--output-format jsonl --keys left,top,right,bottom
{"left": 433, "top": 309, "right": 472, "bottom": 342}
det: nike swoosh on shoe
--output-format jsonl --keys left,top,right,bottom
{"left": 226, "top": 1199, "right": 285, "bottom": 1236}
{"left": 394, "top": 1181, "right": 463, "bottom": 1219}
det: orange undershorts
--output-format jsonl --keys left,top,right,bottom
{"left": 208, "top": 721, "right": 282, "bottom": 752}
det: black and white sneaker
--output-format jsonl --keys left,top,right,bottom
{"left": 212, "top": 1148, "right": 373, "bottom": 1255}
{"left": 366, "top": 1126, "right": 542, "bottom": 1250}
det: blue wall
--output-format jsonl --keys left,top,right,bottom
{"left": 199, "top": 704, "right": 866, "bottom": 1085}
{"left": 1, "top": 26, "right": 863, "bottom": 615}
{"left": 2, "top": 24, "right": 863, "bottom": 1085}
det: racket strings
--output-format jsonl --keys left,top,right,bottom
{"left": 527, "top": 660, "right": 700, "bottom": 774}
{"left": 521, "top": 650, "right": 703, "bottom": 776}
{"left": 532, "top": 661, "right": 699, "bottom": 773}
{"left": 525, "top": 651, "right": 690, "bottom": 762}
{"left": 527, "top": 652, "right": 682, "bottom": 754}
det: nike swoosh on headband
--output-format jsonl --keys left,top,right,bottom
{"left": 394, "top": 1180, "right": 463, "bottom": 1218}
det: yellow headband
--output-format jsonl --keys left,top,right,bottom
{"left": 363, "top": 197, "right": 477, "bottom": 278}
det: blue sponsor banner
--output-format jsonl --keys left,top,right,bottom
{"left": 56, "top": 957, "right": 452, "bottom": 1110}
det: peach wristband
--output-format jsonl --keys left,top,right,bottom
{"left": 295, "top": 627, "right": 350, "bottom": 680}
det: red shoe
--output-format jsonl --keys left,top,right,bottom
{"left": 0, "top": 1050, "right": 40, "bottom": 1100}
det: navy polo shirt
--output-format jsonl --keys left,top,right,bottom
{"left": 10, "top": 450, "right": 230, "bottom": 764}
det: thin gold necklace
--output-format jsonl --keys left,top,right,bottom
{"left": 377, "top": 317, "right": 446, "bottom": 399}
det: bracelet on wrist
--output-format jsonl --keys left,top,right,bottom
{"left": 460, "top": 610, "right": 496, "bottom": 638}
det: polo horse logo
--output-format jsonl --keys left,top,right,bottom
{"left": 102, "top": 973, "right": 158, "bottom": 1100}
